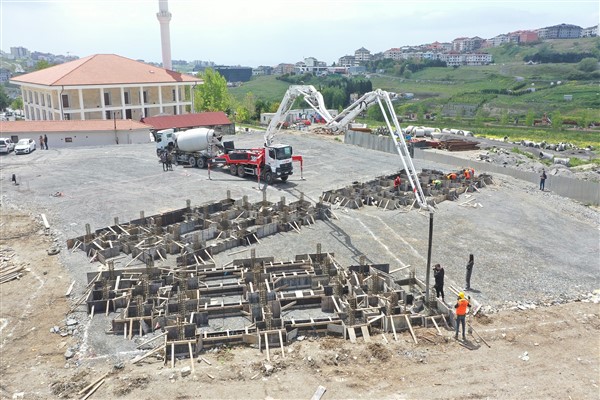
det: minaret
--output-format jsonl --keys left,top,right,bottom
{"left": 156, "top": 0, "right": 172, "bottom": 70}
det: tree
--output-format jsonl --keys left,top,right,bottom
{"left": 551, "top": 111, "right": 563, "bottom": 130}
{"left": 11, "top": 97, "right": 23, "bottom": 111}
{"left": 194, "top": 68, "right": 230, "bottom": 112}
{"left": 0, "top": 86, "right": 10, "bottom": 111}
{"left": 34, "top": 60, "right": 53, "bottom": 70}
{"left": 500, "top": 110, "right": 509, "bottom": 125}
{"left": 525, "top": 109, "right": 535, "bottom": 127}
{"left": 577, "top": 57, "right": 599, "bottom": 73}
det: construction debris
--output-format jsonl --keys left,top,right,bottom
{"left": 0, "top": 248, "right": 25, "bottom": 284}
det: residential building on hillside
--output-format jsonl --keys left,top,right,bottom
{"left": 273, "top": 63, "right": 295, "bottom": 75}
{"left": 383, "top": 48, "right": 403, "bottom": 61}
{"left": 10, "top": 46, "right": 29, "bottom": 58}
{"left": 10, "top": 54, "right": 201, "bottom": 122}
{"left": 582, "top": 25, "right": 598, "bottom": 37}
{"left": 510, "top": 30, "right": 539, "bottom": 43}
{"left": 252, "top": 66, "right": 273, "bottom": 76}
{"left": 0, "top": 68, "right": 11, "bottom": 83}
{"left": 295, "top": 57, "right": 328, "bottom": 75}
{"left": 338, "top": 55, "right": 356, "bottom": 67}
{"left": 354, "top": 47, "right": 372, "bottom": 63}
{"left": 536, "top": 24, "right": 582, "bottom": 39}
{"left": 425, "top": 42, "right": 453, "bottom": 52}
{"left": 438, "top": 52, "right": 492, "bottom": 66}
{"left": 452, "top": 37, "right": 484, "bottom": 52}
{"left": 487, "top": 34, "right": 511, "bottom": 47}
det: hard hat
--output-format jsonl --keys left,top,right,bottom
{"left": 458, "top": 292, "right": 465, "bottom": 299}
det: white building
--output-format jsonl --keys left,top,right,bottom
{"left": 10, "top": 54, "right": 201, "bottom": 122}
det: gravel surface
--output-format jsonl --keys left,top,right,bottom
{"left": 1, "top": 131, "right": 598, "bottom": 316}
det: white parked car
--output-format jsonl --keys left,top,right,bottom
{"left": 0, "top": 137, "right": 15, "bottom": 153}
{"left": 14, "top": 138, "right": 36, "bottom": 154}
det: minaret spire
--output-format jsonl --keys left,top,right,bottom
{"left": 156, "top": 0, "right": 172, "bottom": 70}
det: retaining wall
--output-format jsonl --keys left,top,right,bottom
{"left": 344, "top": 130, "right": 600, "bottom": 206}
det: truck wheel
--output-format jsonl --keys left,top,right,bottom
{"left": 188, "top": 157, "right": 197, "bottom": 168}
{"left": 197, "top": 157, "right": 206, "bottom": 169}
{"left": 280, "top": 175, "right": 289, "bottom": 182}
{"left": 230, "top": 164, "right": 238, "bottom": 175}
{"left": 237, "top": 165, "right": 246, "bottom": 177}
{"left": 264, "top": 171, "right": 273, "bottom": 184}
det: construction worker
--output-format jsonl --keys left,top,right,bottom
{"left": 432, "top": 179, "right": 442, "bottom": 189}
{"left": 433, "top": 264, "right": 445, "bottom": 302}
{"left": 454, "top": 292, "right": 471, "bottom": 340}
{"left": 394, "top": 175, "right": 401, "bottom": 192}
{"left": 446, "top": 172, "right": 457, "bottom": 180}
{"left": 464, "top": 168, "right": 471, "bottom": 180}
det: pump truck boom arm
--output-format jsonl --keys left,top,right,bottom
{"left": 325, "top": 89, "right": 432, "bottom": 211}
{"left": 264, "top": 85, "right": 334, "bottom": 147}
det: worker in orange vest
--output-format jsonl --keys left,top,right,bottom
{"left": 447, "top": 172, "right": 457, "bottom": 180}
{"left": 464, "top": 169, "right": 471, "bottom": 179}
{"left": 454, "top": 292, "right": 471, "bottom": 340}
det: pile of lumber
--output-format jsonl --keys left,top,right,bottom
{"left": 0, "top": 249, "right": 25, "bottom": 284}
{"left": 439, "top": 139, "right": 480, "bottom": 151}
{"left": 0, "top": 262, "right": 24, "bottom": 284}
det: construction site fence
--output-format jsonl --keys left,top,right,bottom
{"left": 344, "top": 130, "right": 600, "bottom": 206}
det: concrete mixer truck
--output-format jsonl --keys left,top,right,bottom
{"left": 155, "top": 128, "right": 224, "bottom": 169}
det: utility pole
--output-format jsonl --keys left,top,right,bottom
{"left": 424, "top": 212, "right": 434, "bottom": 307}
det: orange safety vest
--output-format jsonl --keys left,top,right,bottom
{"left": 455, "top": 299, "right": 469, "bottom": 316}
{"left": 464, "top": 169, "right": 471, "bottom": 179}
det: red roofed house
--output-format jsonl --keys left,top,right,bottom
{"left": 10, "top": 54, "right": 202, "bottom": 122}
{"left": 0, "top": 120, "right": 153, "bottom": 148}
{"left": 142, "top": 112, "right": 235, "bottom": 135}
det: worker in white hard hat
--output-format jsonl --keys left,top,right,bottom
{"left": 454, "top": 292, "right": 471, "bottom": 341}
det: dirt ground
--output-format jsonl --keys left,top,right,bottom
{"left": 1, "top": 208, "right": 598, "bottom": 400}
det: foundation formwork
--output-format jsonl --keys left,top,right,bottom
{"left": 322, "top": 169, "right": 494, "bottom": 210}
{"left": 75, "top": 242, "right": 460, "bottom": 364}
{"left": 68, "top": 183, "right": 488, "bottom": 365}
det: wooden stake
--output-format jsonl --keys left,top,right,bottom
{"left": 431, "top": 317, "right": 442, "bottom": 335}
{"left": 390, "top": 316, "right": 398, "bottom": 341}
{"left": 171, "top": 342, "right": 175, "bottom": 368}
{"left": 77, "top": 373, "right": 108, "bottom": 395}
{"left": 278, "top": 330, "right": 285, "bottom": 358}
{"left": 264, "top": 332, "right": 270, "bottom": 361}
{"left": 80, "top": 379, "right": 104, "bottom": 400}
{"left": 188, "top": 342, "right": 195, "bottom": 372}
{"left": 405, "top": 314, "right": 418, "bottom": 344}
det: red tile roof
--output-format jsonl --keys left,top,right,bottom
{"left": 141, "top": 112, "right": 232, "bottom": 130}
{"left": 10, "top": 54, "right": 202, "bottom": 86}
{"left": 1, "top": 119, "right": 151, "bottom": 133}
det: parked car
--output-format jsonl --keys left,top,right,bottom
{"left": 14, "top": 138, "right": 36, "bottom": 154}
{"left": 0, "top": 138, "right": 15, "bottom": 153}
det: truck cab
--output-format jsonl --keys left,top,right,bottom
{"left": 264, "top": 144, "right": 294, "bottom": 182}
{"left": 154, "top": 129, "right": 175, "bottom": 154}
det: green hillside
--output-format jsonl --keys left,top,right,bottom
{"left": 227, "top": 37, "right": 600, "bottom": 149}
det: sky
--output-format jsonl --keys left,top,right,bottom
{"left": 1, "top": 0, "right": 598, "bottom": 67}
